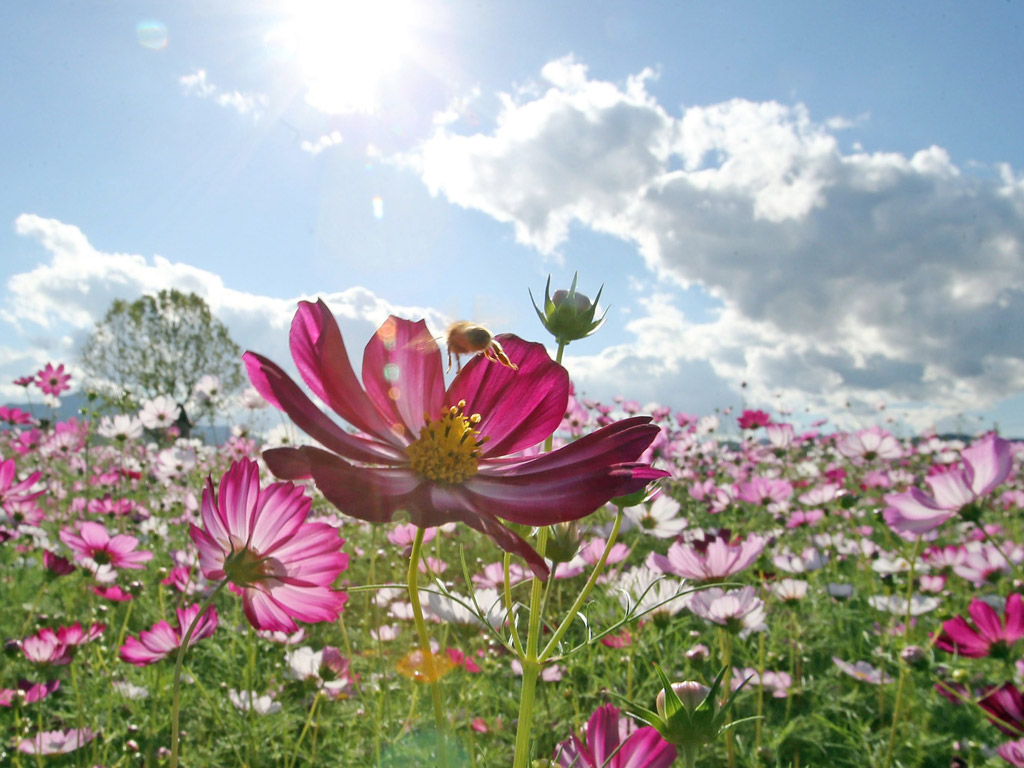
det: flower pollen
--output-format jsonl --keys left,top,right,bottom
{"left": 406, "top": 400, "right": 487, "bottom": 484}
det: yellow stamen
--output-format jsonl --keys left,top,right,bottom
{"left": 406, "top": 400, "right": 487, "bottom": 484}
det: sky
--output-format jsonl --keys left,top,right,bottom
{"left": 2, "top": 1, "right": 1023, "bottom": 436}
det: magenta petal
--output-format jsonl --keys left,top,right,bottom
{"left": 969, "top": 598, "right": 1005, "bottom": 642}
{"left": 244, "top": 351, "right": 404, "bottom": 464}
{"left": 927, "top": 471, "right": 975, "bottom": 509}
{"left": 447, "top": 335, "right": 569, "bottom": 458}
{"left": 300, "top": 447, "right": 424, "bottom": 523}
{"left": 618, "top": 727, "right": 677, "bottom": 768}
{"left": 289, "top": 300, "right": 391, "bottom": 439}
{"left": 937, "top": 616, "right": 988, "bottom": 657}
{"left": 445, "top": 501, "right": 550, "bottom": 580}
{"left": 585, "top": 704, "right": 622, "bottom": 767}
{"left": 362, "top": 316, "right": 445, "bottom": 440}
{"left": 243, "top": 589, "right": 298, "bottom": 633}
{"left": 1006, "top": 594, "right": 1024, "bottom": 641}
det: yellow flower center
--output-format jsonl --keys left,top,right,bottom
{"left": 406, "top": 400, "right": 487, "bottom": 484}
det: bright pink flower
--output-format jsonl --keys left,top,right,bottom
{"left": 648, "top": 532, "right": 764, "bottom": 582}
{"left": 35, "top": 362, "right": 71, "bottom": 396}
{"left": 189, "top": 459, "right": 349, "bottom": 632}
{"left": 59, "top": 521, "right": 153, "bottom": 570}
{"left": 43, "top": 550, "right": 75, "bottom": 576}
{"left": 243, "top": 301, "right": 666, "bottom": 579}
{"left": 554, "top": 703, "right": 676, "bottom": 768}
{"left": 18, "top": 728, "right": 95, "bottom": 755}
{"left": 936, "top": 595, "right": 1024, "bottom": 659}
{"left": 737, "top": 409, "right": 771, "bottom": 430}
{"left": 0, "top": 680, "right": 60, "bottom": 707}
{"left": 884, "top": 434, "right": 1012, "bottom": 535}
{"left": 21, "top": 633, "right": 71, "bottom": 666}
{"left": 120, "top": 603, "right": 219, "bottom": 666}
{"left": 0, "top": 405, "right": 34, "bottom": 425}
{"left": 832, "top": 657, "right": 893, "bottom": 685}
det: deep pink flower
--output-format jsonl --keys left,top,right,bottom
{"left": 22, "top": 633, "right": 71, "bottom": 666}
{"left": 936, "top": 595, "right": 1024, "bottom": 659}
{"left": 648, "top": 532, "right": 764, "bottom": 582}
{"left": 554, "top": 703, "right": 676, "bottom": 768}
{"left": 980, "top": 683, "right": 1024, "bottom": 737}
{"left": 59, "top": 521, "right": 153, "bottom": 570}
{"left": 120, "top": 604, "right": 219, "bottom": 666}
{"left": 189, "top": 459, "right": 349, "bottom": 632}
{"left": 243, "top": 301, "right": 666, "bottom": 579}
{"left": 43, "top": 551, "right": 75, "bottom": 576}
{"left": 737, "top": 409, "right": 771, "bottom": 430}
{"left": 35, "top": 362, "right": 71, "bottom": 396}
{"left": 884, "top": 434, "right": 1013, "bottom": 535}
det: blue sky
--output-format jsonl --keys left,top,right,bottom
{"left": 2, "top": 1, "right": 1023, "bottom": 435}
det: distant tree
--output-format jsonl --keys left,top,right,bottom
{"left": 79, "top": 289, "right": 243, "bottom": 411}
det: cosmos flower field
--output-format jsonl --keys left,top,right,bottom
{"left": 1, "top": 299, "right": 1023, "bottom": 767}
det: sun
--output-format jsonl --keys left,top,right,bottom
{"left": 274, "top": 0, "right": 417, "bottom": 115}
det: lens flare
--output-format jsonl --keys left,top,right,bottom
{"left": 136, "top": 20, "right": 168, "bottom": 50}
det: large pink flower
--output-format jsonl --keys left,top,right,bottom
{"left": 189, "top": 459, "right": 349, "bottom": 632}
{"left": 243, "top": 301, "right": 666, "bottom": 579}
{"left": 0, "top": 458, "right": 44, "bottom": 511}
{"left": 884, "top": 434, "right": 1013, "bottom": 535}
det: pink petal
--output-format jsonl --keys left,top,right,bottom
{"left": 969, "top": 598, "right": 1005, "bottom": 642}
{"left": 882, "top": 489, "right": 957, "bottom": 535}
{"left": 618, "top": 727, "right": 677, "bottom": 768}
{"left": 361, "top": 316, "right": 444, "bottom": 441}
{"left": 962, "top": 435, "right": 1013, "bottom": 497}
{"left": 244, "top": 352, "right": 404, "bottom": 465}
{"left": 248, "top": 480, "right": 310, "bottom": 553}
{"left": 446, "top": 335, "right": 569, "bottom": 459}
{"left": 1005, "top": 594, "right": 1024, "bottom": 641}
{"left": 585, "top": 703, "right": 621, "bottom": 767}
{"left": 927, "top": 471, "right": 975, "bottom": 509}
{"left": 298, "top": 447, "right": 424, "bottom": 523}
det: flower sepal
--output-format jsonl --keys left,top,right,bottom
{"left": 530, "top": 273, "right": 607, "bottom": 346}
{"left": 614, "top": 665, "right": 757, "bottom": 749}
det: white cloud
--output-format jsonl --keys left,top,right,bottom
{"left": 300, "top": 130, "right": 344, "bottom": 155}
{"left": 1, "top": 215, "right": 447, "bottom": 403}
{"left": 407, "top": 56, "right": 1024, "bottom": 429}
{"left": 179, "top": 69, "right": 268, "bottom": 118}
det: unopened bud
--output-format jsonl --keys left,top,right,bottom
{"left": 657, "top": 681, "right": 710, "bottom": 718}
{"left": 530, "top": 273, "right": 608, "bottom": 346}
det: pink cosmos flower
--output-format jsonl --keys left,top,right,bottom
{"left": 35, "top": 362, "right": 71, "bottom": 396}
{"left": 736, "top": 476, "right": 793, "bottom": 507}
{"left": 999, "top": 738, "right": 1024, "bottom": 767}
{"left": 553, "top": 703, "right": 676, "bottom": 768}
{"left": 0, "top": 458, "right": 44, "bottom": 511}
{"left": 0, "top": 680, "right": 60, "bottom": 707}
{"left": 189, "top": 458, "right": 349, "bottom": 632}
{"left": 18, "top": 728, "right": 95, "bottom": 755}
{"left": 737, "top": 409, "right": 771, "bottom": 430}
{"left": 980, "top": 683, "right": 1024, "bottom": 737}
{"left": 883, "top": 434, "right": 1013, "bottom": 535}
{"left": 832, "top": 657, "right": 894, "bottom": 685}
{"left": 22, "top": 633, "right": 72, "bottom": 665}
{"left": 935, "top": 594, "right": 1024, "bottom": 659}
{"left": 59, "top": 521, "right": 153, "bottom": 570}
{"left": 120, "top": 604, "right": 219, "bottom": 666}
{"left": 836, "top": 426, "right": 902, "bottom": 462}
{"left": 0, "top": 405, "right": 33, "bottom": 425}
{"left": 648, "top": 532, "right": 764, "bottom": 582}
{"left": 689, "top": 586, "right": 767, "bottom": 634}
{"left": 243, "top": 301, "right": 665, "bottom": 579}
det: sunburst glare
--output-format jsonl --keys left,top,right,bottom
{"left": 273, "top": 0, "right": 420, "bottom": 115}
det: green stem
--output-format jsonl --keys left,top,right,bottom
{"left": 681, "top": 744, "right": 698, "bottom": 768}
{"left": 512, "top": 526, "right": 549, "bottom": 768}
{"left": 719, "top": 629, "right": 735, "bottom": 768}
{"left": 169, "top": 579, "right": 227, "bottom": 768}
{"left": 408, "top": 526, "right": 449, "bottom": 767}
{"left": 287, "top": 691, "right": 322, "bottom": 768}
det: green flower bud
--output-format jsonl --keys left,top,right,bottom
{"left": 530, "top": 273, "right": 608, "bottom": 346}
{"left": 545, "top": 521, "right": 584, "bottom": 564}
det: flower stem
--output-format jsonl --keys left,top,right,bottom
{"left": 169, "top": 579, "right": 227, "bottom": 768}
{"left": 408, "top": 526, "right": 449, "bottom": 767}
